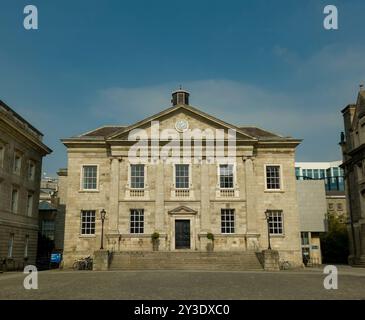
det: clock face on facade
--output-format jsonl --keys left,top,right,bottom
{"left": 175, "top": 119, "right": 189, "bottom": 132}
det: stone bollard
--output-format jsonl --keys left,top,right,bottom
{"left": 262, "top": 249, "right": 280, "bottom": 271}
{"left": 93, "top": 250, "right": 109, "bottom": 271}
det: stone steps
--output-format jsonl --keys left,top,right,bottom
{"left": 109, "top": 251, "right": 263, "bottom": 271}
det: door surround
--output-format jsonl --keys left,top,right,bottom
{"left": 168, "top": 206, "right": 197, "bottom": 251}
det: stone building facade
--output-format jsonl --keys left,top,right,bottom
{"left": 61, "top": 90, "right": 302, "bottom": 268}
{"left": 0, "top": 100, "right": 51, "bottom": 270}
{"left": 341, "top": 86, "right": 365, "bottom": 266}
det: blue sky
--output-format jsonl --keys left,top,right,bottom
{"left": 1, "top": 0, "right": 365, "bottom": 176}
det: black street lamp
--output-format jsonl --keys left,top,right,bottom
{"left": 265, "top": 210, "right": 272, "bottom": 250}
{"left": 100, "top": 209, "right": 106, "bottom": 250}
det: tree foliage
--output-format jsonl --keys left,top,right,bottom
{"left": 320, "top": 214, "right": 349, "bottom": 264}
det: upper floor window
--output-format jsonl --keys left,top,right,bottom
{"left": 131, "top": 164, "right": 145, "bottom": 189}
{"left": 337, "top": 203, "right": 343, "bottom": 211}
{"left": 41, "top": 220, "right": 55, "bottom": 240}
{"left": 219, "top": 164, "right": 234, "bottom": 189}
{"left": 82, "top": 165, "right": 98, "bottom": 190}
{"left": 80, "top": 210, "right": 96, "bottom": 235}
{"left": 267, "top": 210, "right": 284, "bottom": 235}
{"left": 28, "top": 160, "right": 36, "bottom": 181}
{"left": 27, "top": 193, "right": 33, "bottom": 217}
{"left": 266, "top": 165, "right": 281, "bottom": 190}
{"left": 221, "top": 209, "right": 235, "bottom": 234}
{"left": 11, "top": 188, "right": 19, "bottom": 213}
{"left": 175, "top": 164, "right": 189, "bottom": 189}
{"left": 130, "top": 209, "right": 144, "bottom": 234}
{"left": 301, "top": 232, "right": 309, "bottom": 246}
{"left": 13, "top": 151, "right": 22, "bottom": 175}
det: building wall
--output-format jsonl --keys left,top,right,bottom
{"left": 62, "top": 108, "right": 302, "bottom": 268}
{"left": 326, "top": 196, "right": 347, "bottom": 223}
{"left": 0, "top": 102, "right": 51, "bottom": 270}
{"left": 296, "top": 180, "right": 327, "bottom": 232}
{"left": 341, "top": 90, "right": 365, "bottom": 265}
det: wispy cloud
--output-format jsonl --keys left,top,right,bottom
{"left": 89, "top": 44, "right": 365, "bottom": 162}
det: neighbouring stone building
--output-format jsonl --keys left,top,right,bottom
{"left": 61, "top": 90, "right": 302, "bottom": 268}
{"left": 0, "top": 99, "right": 51, "bottom": 270}
{"left": 295, "top": 161, "right": 347, "bottom": 223}
{"left": 37, "top": 176, "right": 66, "bottom": 264}
{"left": 341, "top": 86, "right": 365, "bottom": 266}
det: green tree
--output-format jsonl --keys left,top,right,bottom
{"left": 320, "top": 214, "right": 349, "bottom": 264}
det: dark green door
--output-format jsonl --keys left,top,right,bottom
{"left": 175, "top": 220, "right": 190, "bottom": 249}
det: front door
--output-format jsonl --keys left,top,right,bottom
{"left": 175, "top": 220, "right": 190, "bottom": 249}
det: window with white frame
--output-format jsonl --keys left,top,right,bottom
{"left": 130, "top": 209, "right": 144, "bottom": 234}
{"left": 28, "top": 160, "right": 35, "bottom": 181}
{"left": 131, "top": 164, "right": 145, "bottom": 189}
{"left": 24, "top": 235, "right": 29, "bottom": 258}
{"left": 175, "top": 164, "right": 189, "bottom": 189}
{"left": 8, "top": 233, "right": 14, "bottom": 258}
{"left": 11, "top": 188, "right": 18, "bottom": 213}
{"left": 219, "top": 164, "right": 234, "bottom": 189}
{"left": 26, "top": 193, "right": 33, "bottom": 217}
{"left": 13, "top": 151, "right": 22, "bottom": 174}
{"left": 80, "top": 210, "right": 96, "bottom": 235}
{"left": 266, "top": 165, "right": 281, "bottom": 190}
{"left": 82, "top": 165, "right": 98, "bottom": 190}
{"left": 221, "top": 209, "right": 235, "bottom": 234}
{"left": 267, "top": 210, "right": 284, "bottom": 235}
{"left": 41, "top": 220, "right": 55, "bottom": 240}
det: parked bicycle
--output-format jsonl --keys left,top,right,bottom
{"left": 279, "top": 260, "right": 291, "bottom": 270}
{"left": 72, "top": 256, "right": 93, "bottom": 270}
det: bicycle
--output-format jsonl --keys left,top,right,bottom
{"left": 72, "top": 256, "right": 93, "bottom": 270}
{"left": 279, "top": 260, "right": 291, "bottom": 270}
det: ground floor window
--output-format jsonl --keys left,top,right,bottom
{"left": 24, "top": 235, "right": 29, "bottom": 258}
{"left": 80, "top": 210, "right": 96, "bottom": 235}
{"left": 221, "top": 209, "right": 235, "bottom": 234}
{"left": 8, "top": 233, "right": 14, "bottom": 258}
{"left": 267, "top": 210, "right": 284, "bottom": 235}
{"left": 130, "top": 209, "right": 144, "bottom": 234}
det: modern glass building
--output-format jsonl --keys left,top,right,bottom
{"left": 295, "top": 161, "right": 345, "bottom": 192}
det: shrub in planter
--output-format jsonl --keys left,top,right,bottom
{"left": 206, "top": 233, "right": 214, "bottom": 252}
{"left": 151, "top": 232, "right": 160, "bottom": 251}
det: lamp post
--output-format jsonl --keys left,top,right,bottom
{"left": 265, "top": 210, "right": 272, "bottom": 250}
{"left": 100, "top": 209, "right": 106, "bottom": 250}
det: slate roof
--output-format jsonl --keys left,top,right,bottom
{"left": 77, "top": 125, "right": 126, "bottom": 138}
{"left": 238, "top": 127, "right": 284, "bottom": 140}
{"left": 69, "top": 105, "right": 294, "bottom": 142}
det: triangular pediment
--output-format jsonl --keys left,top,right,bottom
{"left": 107, "top": 105, "right": 257, "bottom": 141}
{"left": 168, "top": 206, "right": 197, "bottom": 215}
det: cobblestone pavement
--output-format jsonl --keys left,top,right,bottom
{"left": 1, "top": 266, "right": 365, "bottom": 300}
